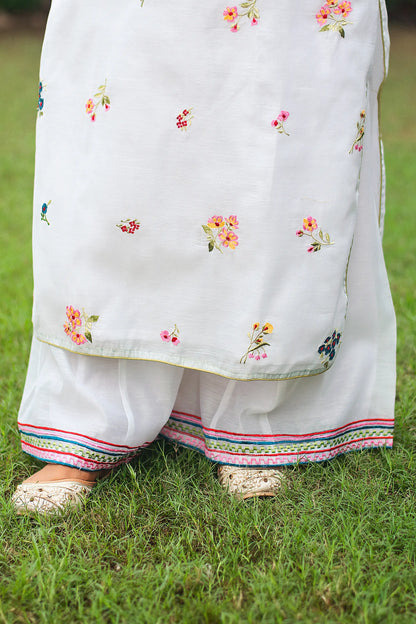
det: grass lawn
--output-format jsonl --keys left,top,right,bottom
{"left": 0, "top": 26, "right": 415, "bottom": 624}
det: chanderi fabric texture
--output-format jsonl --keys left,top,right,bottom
{"left": 19, "top": 0, "right": 396, "bottom": 469}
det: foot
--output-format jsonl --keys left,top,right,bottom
{"left": 23, "top": 464, "right": 109, "bottom": 485}
{"left": 13, "top": 464, "right": 110, "bottom": 516}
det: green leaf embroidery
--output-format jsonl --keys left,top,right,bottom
{"left": 240, "top": 322, "right": 274, "bottom": 364}
{"left": 248, "top": 342, "right": 271, "bottom": 354}
{"left": 87, "top": 80, "right": 110, "bottom": 121}
{"left": 226, "top": 0, "right": 260, "bottom": 31}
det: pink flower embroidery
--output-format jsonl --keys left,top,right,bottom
{"left": 316, "top": 0, "right": 353, "bottom": 37}
{"left": 86, "top": 81, "right": 110, "bottom": 122}
{"left": 297, "top": 218, "right": 334, "bottom": 252}
{"left": 333, "top": 1, "right": 352, "bottom": 17}
{"left": 85, "top": 99, "right": 94, "bottom": 114}
{"left": 227, "top": 215, "right": 239, "bottom": 229}
{"left": 208, "top": 216, "right": 225, "bottom": 229}
{"left": 271, "top": 111, "right": 290, "bottom": 136}
{"left": 219, "top": 228, "right": 239, "bottom": 249}
{"left": 316, "top": 4, "right": 331, "bottom": 25}
{"left": 349, "top": 110, "right": 366, "bottom": 154}
{"left": 64, "top": 306, "right": 99, "bottom": 344}
{"left": 303, "top": 217, "right": 318, "bottom": 232}
{"left": 71, "top": 332, "right": 87, "bottom": 346}
{"left": 223, "top": 6, "right": 238, "bottom": 21}
{"left": 161, "top": 325, "right": 180, "bottom": 345}
{"left": 240, "top": 322, "right": 274, "bottom": 364}
{"left": 224, "top": 1, "right": 260, "bottom": 32}
{"left": 66, "top": 306, "right": 82, "bottom": 328}
{"left": 202, "top": 215, "right": 240, "bottom": 253}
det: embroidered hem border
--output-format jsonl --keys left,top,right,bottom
{"left": 18, "top": 413, "right": 394, "bottom": 470}
{"left": 18, "top": 421, "right": 144, "bottom": 471}
{"left": 160, "top": 411, "right": 394, "bottom": 467}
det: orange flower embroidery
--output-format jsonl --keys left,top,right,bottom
{"left": 240, "top": 322, "right": 274, "bottom": 363}
{"left": 64, "top": 306, "right": 99, "bottom": 344}
{"left": 202, "top": 215, "right": 239, "bottom": 253}
{"left": 223, "top": 1, "right": 260, "bottom": 32}
{"left": 316, "top": 1, "right": 352, "bottom": 38}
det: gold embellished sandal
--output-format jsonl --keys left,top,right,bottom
{"left": 11, "top": 479, "right": 94, "bottom": 515}
{"left": 218, "top": 465, "right": 285, "bottom": 499}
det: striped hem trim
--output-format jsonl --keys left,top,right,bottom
{"left": 18, "top": 422, "right": 147, "bottom": 471}
{"left": 160, "top": 411, "right": 394, "bottom": 467}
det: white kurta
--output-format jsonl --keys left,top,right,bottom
{"left": 18, "top": 0, "right": 396, "bottom": 469}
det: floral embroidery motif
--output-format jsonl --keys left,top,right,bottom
{"left": 160, "top": 325, "right": 180, "bottom": 345}
{"left": 316, "top": 1, "right": 352, "bottom": 38}
{"left": 176, "top": 108, "right": 194, "bottom": 131}
{"left": 37, "top": 81, "right": 45, "bottom": 116}
{"left": 240, "top": 322, "right": 273, "bottom": 364}
{"left": 349, "top": 110, "right": 366, "bottom": 153}
{"left": 86, "top": 81, "right": 110, "bottom": 122}
{"left": 41, "top": 200, "right": 51, "bottom": 225}
{"left": 139, "top": 0, "right": 145, "bottom": 5}
{"left": 64, "top": 306, "right": 99, "bottom": 345}
{"left": 116, "top": 218, "right": 141, "bottom": 234}
{"left": 271, "top": 111, "right": 290, "bottom": 136}
{"left": 202, "top": 215, "right": 239, "bottom": 253}
{"left": 296, "top": 217, "right": 334, "bottom": 253}
{"left": 318, "top": 330, "right": 341, "bottom": 367}
{"left": 223, "top": 2, "right": 260, "bottom": 31}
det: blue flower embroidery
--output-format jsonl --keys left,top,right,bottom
{"left": 38, "top": 81, "right": 45, "bottom": 116}
{"left": 41, "top": 201, "right": 51, "bottom": 225}
{"left": 318, "top": 330, "right": 341, "bottom": 367}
